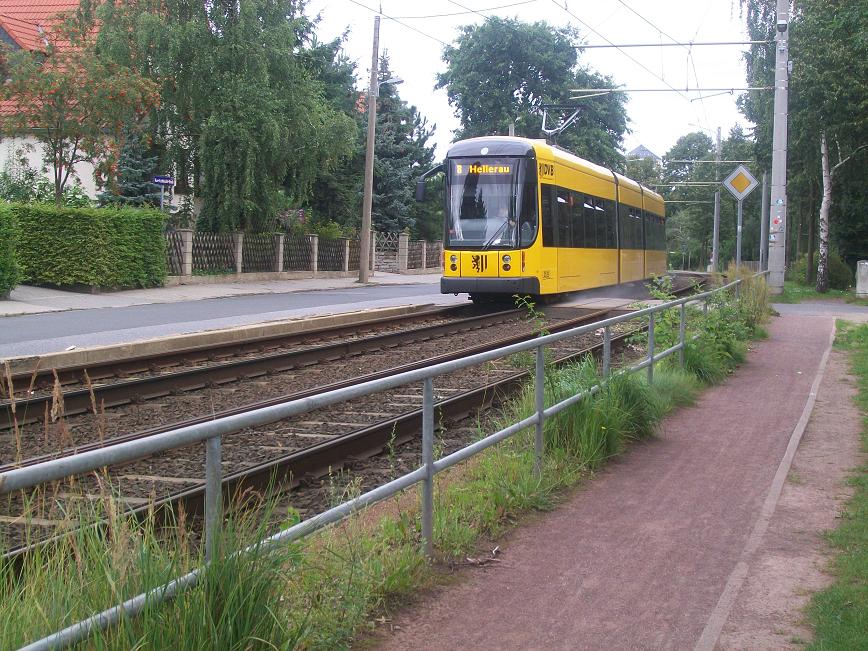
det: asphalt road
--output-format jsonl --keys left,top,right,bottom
{"left": 0, "top": 284, "right": 465, "bottom": 358}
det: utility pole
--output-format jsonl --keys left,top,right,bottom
{"left": 767, "top": 0, "right": 790, "bottom": 292}
{"left": 710, "top": 127, "right": 721, "bottom": 272}
{"left": 760, "top": 171, "right": 769, "bottom": 269}
{"left": 358, "top": 15, "right": 380, "bottom": 284}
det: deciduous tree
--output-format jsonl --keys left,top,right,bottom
{"left": 437, "top": 17, "right": 627, "bottom": 169}
{"left": 0, "top": 9, "right": 159, "bottom": 206}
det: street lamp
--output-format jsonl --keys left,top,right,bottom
{"left": 358, "top": 16, "right": 404, "bottom": 283}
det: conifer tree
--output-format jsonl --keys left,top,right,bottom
{"left": 99, "top": 131, "right": 163, "bottom": 207}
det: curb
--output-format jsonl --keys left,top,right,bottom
{"left": 1, "top": 303, "right": 437, "bottom": 375}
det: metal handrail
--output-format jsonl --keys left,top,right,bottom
{"left": 9, "top": 271, "right": 769, "bottom": 651}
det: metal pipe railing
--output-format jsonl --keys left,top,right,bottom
{"left": 10, "top": 271, "right": 769, "bottom": 650}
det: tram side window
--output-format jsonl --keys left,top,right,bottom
{"left": 573, "top": 194, "right": 596, "bottom": 249}
{"left": 541, "top": 185, "right": 555, "bottom": 247}
{"left": 619, "top": 206, "right": 644, "bottom": 249}
{"left": 594, "top": 199, "right": 609, "bottom": 249}
{"left": 556, "top": 188, "right": 572, "bottom": 247}
{"left": 603, "top": 199, "right": 617, "bottom": 248}
{"left": 646, "top": 213, "right": 666, "bottom": 250}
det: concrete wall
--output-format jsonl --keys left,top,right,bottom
{"left": 0, "top": 135, "right": 98, "bottom": 199}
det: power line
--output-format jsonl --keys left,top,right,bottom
{"left": 393, "top": 0, "right": 537, "bottom": 19}
{"left": 347, "top": 0, "right": 449, "bottom": 46}
{"left": 579, "top": 40, "right": 770, "bottom": 48}
{"left": 446, "top": 0, "right": 495, "bottom": 21}
{"left": 665, "top": 159, "right": 753, "bottom": 164}
{"left": 548, "top": 0, "right": 693, "bottom": 105}
{"left": 651, "top": 182, "right": 722, "bottom": 186}
{"left": 571, "top": 86, "right": 771, "bottom": 98}
{"left": 613, "top": 0, "right": 710, "bottom": 128}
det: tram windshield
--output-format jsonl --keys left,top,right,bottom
{"left": 445, "top": 157, "right": 538, "bottom": 249}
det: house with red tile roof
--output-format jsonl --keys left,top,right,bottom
{"left": 0, "top": 0, "right": 99, "bottom": 198}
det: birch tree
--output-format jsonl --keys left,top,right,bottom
{"left": 816, "top": 134, "right": 868, "bottom": 292}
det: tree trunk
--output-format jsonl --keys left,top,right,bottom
{"left": 54, "top": 155, "right": 63, "bottom": 208}
{"left": 795, "top": 212, "right": 803, "bottom": 261}
{"left": 806, "top": 184, "right": 816, "bottom": 284}
{"left": 816, "top": 132, "right": 832, "bottom": 293}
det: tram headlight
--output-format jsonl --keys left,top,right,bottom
{"left": 503, "top": 264, "right": 511, "bottom": 271}
{"left": 450, "top": 254, "right": 458, "bottom": 263}
{"left": 450, "top": 264, "right": 458, "bottom": 271}
{"left": 502, "top": 255, "right": 511, "bottom": 264}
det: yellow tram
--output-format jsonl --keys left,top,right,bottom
{"left": 427, "top": 136, "right": 666, "bottom": 300}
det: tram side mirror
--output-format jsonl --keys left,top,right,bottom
{"left": 414, "top": 163, "right": 444, "bottom": 202}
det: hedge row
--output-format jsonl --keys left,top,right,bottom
{"left": 5, "top": 204, "right": 167, "bottom": 289}
{"left": 0, "top": 208, "right": 19, "bottom": 297}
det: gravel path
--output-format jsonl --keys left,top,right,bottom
{"left": 373, "top": 313, "right": 842, "bottom": 650}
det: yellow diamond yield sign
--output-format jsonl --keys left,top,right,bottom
{"left": 723, "top": 165, "right": 758, "bottom": 201}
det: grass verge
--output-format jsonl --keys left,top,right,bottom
{"left": 806, "top": 321, "right": 868, "bottom": 649}
{"left": 776, "top": 281, "right": 868, "bottom": 306}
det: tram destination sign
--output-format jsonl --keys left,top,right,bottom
{"left": 723, "top": 165, "right": 758, "bottom": 201}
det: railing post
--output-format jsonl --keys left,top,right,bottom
{"left": 232, "top": 232, "right": 244, "bottom": 275}
{"left": 342, "top": 237, "right": 350, "bottom": 273}
{"left": 421, "top": 377, "right": 435, "bottom": 558}
{"left": 370, "top": 231, "right": 376, "bottom": 273}
{"left": 420, "top": 240, "right": 427, "bottom": 270}
{"left": 309, "top": 234, "right": 318, "bottom": 276}
{"left": 534, "top": 344, "right": 545, "bottom": 476}
{"left": 274, "top": 233, "right": 285, "bottom": 272}
{"left": 735, "top": 279, "right": 741, "bottom": 300}
{"left": 703, "top": 298, "right": 709, "bottom": 315}
{"left": 679, "top": 303, "right": 687, "bottom": 367}
{"left": 603, "top": 325, "right": 611, "bottom": 378}
{"left": 205, "top": 434, "right": 222, "bottom": 562}
{"left": 647, "top": 312, "right": 655, "bottom": 384}
{"left": 398, "top": 233, "right": 409, "bottom": 273}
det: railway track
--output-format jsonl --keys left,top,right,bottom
{"left": 1, "top": 308, "right": 634, "bottom": 555}
{"left": 0, "top": 305, "right": 508, "bottom": 427}
{"left": 2, "top": 305, "right": 467, "bottom": 395}
{"left": 2, "top": 282, "right": 700, "bottom": 556}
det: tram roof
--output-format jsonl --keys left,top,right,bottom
{"left": 445, "top": 136, "right": 663, "bottom": 206}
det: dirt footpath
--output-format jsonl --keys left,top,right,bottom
{"left": 716, "top": 343, "right": 863, "bottom": 648}
{"left": 372, "top": 313, "right": 863, "bottom": 650}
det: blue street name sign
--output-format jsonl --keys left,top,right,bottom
{"left": 153, "top": 175, "right": 175, "bottom": 186}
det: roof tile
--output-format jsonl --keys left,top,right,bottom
{"left": 0, "top": 0, "right": 82, "bottom": 50}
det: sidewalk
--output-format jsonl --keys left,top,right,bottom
{"left": 0, "top": 271, "right": 443, "bottom": 317}
{"left": 374, "top": 312, "right": 859, "bottom": 649}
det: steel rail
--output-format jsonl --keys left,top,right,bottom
{"left": 3, "top": 304, "right": 462, "bottom": 391}
{"left": 3, "top": 321, "right": 638, "bottom": 561}
{"left": 0, "top": 307, "right": 525, "bottom": 428}
{"left": 0, "top": 308, "right": 611, "bottom": 473}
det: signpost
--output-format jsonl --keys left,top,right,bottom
{"left": 153, "top": 175, "right": 175, "bottom": 212}
{"left": 723, "top": 165, "right": 759, "bottom": 268}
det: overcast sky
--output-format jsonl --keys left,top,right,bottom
{"left": 306, "top": 0, "right": 755, "bottom": 160}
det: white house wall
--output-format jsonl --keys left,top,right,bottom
{"left": 0, "top": 135, "right": 98, "bottom": 199}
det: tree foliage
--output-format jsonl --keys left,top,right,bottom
{"left": 0, "top": 5, "right": 159, "bottom": 206}
{"left": 437, "top": 17, "right": 628, "bottom": 169}
{"left": 738, "top": 0, "right": 868, "bottom": 285}
{"left": 98, "top": 131, "right": 162, "bottom": 207}
{"left": 659, "top": 127, "right": 762, "bottom": 270}
{"left": 96, "top": 0, "right": 357, "bottom": 232}
{"left": 367, "top": 57, "right": 435, "bottom": 233}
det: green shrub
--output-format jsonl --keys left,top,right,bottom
{"left": 789, "top": 252, "right": 853, "bottom": 289}
{"left": 11, "top": 204, "right": 166, "bottom": 289}
{"left": 0, "top": 207, "right": 19, "bottom": 297}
